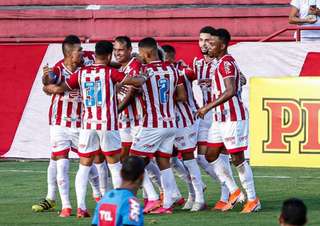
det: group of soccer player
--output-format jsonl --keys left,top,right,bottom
{"left": 31, "top": 25, "right": 261, "bottom": 223}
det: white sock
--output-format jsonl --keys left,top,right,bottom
{"left": 143, "top": 170, "right": 159, "bottom": 201}
{"left": 88, "top": 164, "right": 101, "bottom": 198}
{"left": 56, "top": 159, "right": 71, "bottom": 209}
{"left": 210, "top": 157, "right": 238, "bottom": 193}
{"left": 197, "top": 154, "right": 218, "bottom": 180}
{"left": 171, "top": 157, "right": 193, "bottom": 198}
{"left": 219, "top": 154, "right": 232, "bottom": 202}
{"left": 160, "top": 168, "right": 178, "bottom": 208}
{"left": 95, "top": 162, "right": 109, "bottom": 195}
{"left": 46, "top": 159, "right": 57, "bottom": 201}
{"left": 145, "top": 160, "right": 162, "bottom": 192}
{"left": 183, "top": 159, "right": 204, "bottom": 204}
{"left": 108, "top": 162, "right": 122, "bottom": 189}
{"left": 75, "top": 164, "right": 91, "bottom": 210}
{"left": 236, "top": 161, "right": 256, "bottom": 200}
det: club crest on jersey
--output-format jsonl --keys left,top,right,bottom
{"left": 223, "top": 61, "right": 232, "bottom": 75}
{"left": 62, "top": 69, "right": 70, "bottom": 79}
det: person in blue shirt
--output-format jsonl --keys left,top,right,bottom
{"left": 92, "top": 156, "right": 144, "bottom": 226}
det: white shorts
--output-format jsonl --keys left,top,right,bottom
{"left": 78, "top": 129, "right": 121, "bottom": 157}
{"left": 130, "top": 127, "right": 176, "bottom": 158}
{"left": 50, "top": 126, "right": 79, "bottom": 157}
{"left": 197, "top": 112, "right": 212, "bottom": 145}
{"left": 207, "top": 120, "right": 249, "bottom": 154}
{"left": 175, "top": 123, "right": 198, "bottom": 153}
{"left": 119, "top": 126, "right": 141, "bottom": 147}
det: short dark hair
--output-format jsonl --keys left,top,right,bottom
{"left": 161, "top": 45, "right": 176, "bottom": 55}
{"left": 138, "top": 37, "right": 157, "bottom": 50}
{"left": 281, "top": 198, "right": 307, "bottom": 226}
{"left": 95, "top": 40, "right": 113, "bottom": 57}
{"left": 62, "top": 35, "right": 81, "bottom": 56}
{"left": 114, "top": 36, "right": 132, "bottom": 49}
{"left": 199, "top": 26, "right": 215, "bottom": 35}
{"left": 121, "top": 156, "right": 145, "bottom": 182}
{"left": 213, "top": 28, "right": 231, "bottom": 46}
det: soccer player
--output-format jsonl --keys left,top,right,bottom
{"left": 114, "top": 36, "right": 162, "bottom": 213}
{"left": 162, "top": 45, "right": 205, "bottom": 211}
{"left": 279, "top": 198, "right": 307, "bottom": 226}
{"left": 91, "top": 156, "right": 144, "bottom": 226}
{"left": 32, "top": 35, "right": 102, "bottom": 217}
{"left": 43, "top": 41, "right": 143, "bottom": 217}
{"left": 129, "top": 37, "right": 187, "bottom": 214}
{"left": 193, "top": 26, "right": 231, "bottom": 210}
{"left": 197, "top": 28, "right": 260, "bottom": 213}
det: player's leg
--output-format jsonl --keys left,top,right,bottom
{"left": 150, "top": 128, "right": 178, "bottom": 214}
{"left": 130, "top": 127, "right": 161, "bottom": 213}
{"left": 88, "top": 163, "right": 102, "bottom": 202}
{"left": 93, "top": 153, "right": 109, "bottom": 196}
{"left": 119, "top": 127, "right": 133, "bottom": 162}
{"left": 100, "top": 130, "right": 123, "bottom": 189}
{"left": 226, "top": 120, "right": 260, "bottom": 213}
{"left": 75, "top": 129, "right": 99, "bottom": 218}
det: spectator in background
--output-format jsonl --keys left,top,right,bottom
{"left": 289, "top": 0, "right": 320, "bottom": 41}
{"left": 279, "top": 198, "right": 307, "bottom": 226}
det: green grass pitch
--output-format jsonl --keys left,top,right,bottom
{"left": 0, "top": 161, "right": 319, "bottom": 226}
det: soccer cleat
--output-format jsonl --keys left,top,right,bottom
{"left": 241, "top": 198, "right": 261, "bottom": 213}
{"left": 221, "top": 188, "right": 244, "bottom": 212}
{"left": 182, "top": 198, "right": 194, "bottom": 210}
{"left": 59, "top": 208, "right": 72, "bottom": 217}
{"left": 143, "top": 200, "right": 162, "bottom": 214}
{"left": 76, "top": 208, "right": 90, "bottom": 218}
{"left": 212, "top": 200, "right": 228, "bottom": 211}
{"left": 172, "top": 197, "right": 185, "bottom": 208}
{"left": 190, "top": 202, "right": 207, "bottom": 212}
{"left": 32, "top": 199, "right": 56, "bottom": 212}
{"left": 149, "top": 206, "right": 173, "bottom": 215}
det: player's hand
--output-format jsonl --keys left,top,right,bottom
{"left": 196, "top": 106, "right": 209, "bottom": 119}
{"left": 119, "top": 85, "right": 129, "bottom": 95}
{"left": 240, "top": 74, "right": 247, "bottom": 86}
{"left": 309, "top": 7, "right": 317, "bottom": 15}
{"left": 42, "top": 85, "right": 51, "bottom": 96}
{"left": 305, "top": 15, "right": 317, "bottom": 24}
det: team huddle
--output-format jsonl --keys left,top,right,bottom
{"left": 31, "top": 26, "right": 261, "bottom": 225}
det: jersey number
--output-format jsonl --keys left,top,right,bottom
{"left": 158, "top": 78, "right": 169, "bottom": 104}
{"left": 84, "top": 81, "right": 102, "bottom": 107}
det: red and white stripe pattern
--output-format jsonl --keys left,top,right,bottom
{"left": 175, "top": 61, "right": 198, "bottom": 128}
{"left": 141, "top": 61, "right": 180, "bottom": 128}
{"left": 193, "top": 57, "right": 216, "bottom": 106}
{"left": 212, "top": 54, "right": 247, "bottom": 122}
{"left": 49, "top": 61, "right": 82, "bottom": 128}
{"left": 66, "top": 64, "right": 125, "bottom": 130}
{"left": 118, "top": 57, "right": 144, "bottom": 129}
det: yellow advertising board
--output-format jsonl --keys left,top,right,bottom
{"left": 250, "top": 77, "right": 320, "bottom": 168}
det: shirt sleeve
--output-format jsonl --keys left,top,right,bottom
{"left": 65, "top": 71, "right": 80, "bottom": 90}
{"left": 111, "top": 68, "right": 126, "bottom": 83}
{"left": 185, "top": 67, "right": 197, "bottom": 81}
{"left": 121, "top": 198, "right": 143, "bottom": 226}
{"left": 91, "top": 202, "right": 100, "bottom": 226}
{"left": 219, "top": 60, "right": 236, "bottom": 79}
{"left": 290, "top": 0, "right": 300, "bottom": 9}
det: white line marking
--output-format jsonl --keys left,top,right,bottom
{"left": 86, "top": 5, "right": 101, "bottom": 10}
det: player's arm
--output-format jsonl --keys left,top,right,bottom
{"left": 240, "top": 71, "right": 247, "bottom": 86}
{"left": 196, "top": 77, "right": 236, "bottom": 119}
{"left": 289, "top": 5, "right": 317, "bottom": 24}
{"left": 122, "top": 75, "right": 146, "bottom": 87}
{"left": 43, "top": 82, "right": 70, "bottom": 95}
{"left": 118, "top": 86, "right": 137, "bottom": 113}
{"left": 175, "top": 84, "right": 187, "bottom": 102}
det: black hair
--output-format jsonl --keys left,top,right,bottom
{"left": 95, "top": 40, "right": 113, "bottom": 57}
{"left": 121, "top": 156, "right": 145, "bottom": 182}
{"left": 199, "top": 26, "right": 215, "bottom": 36}
{"left": 213, "top": 28, "right": 231, "bottom": 46}
{"left": 114, "top": 36, "right": 132, "bottom": 49}
{"left": 161, "top": 45, "right": 176, "bottom": 55}
{"left": 62, "top": 35, "right": 81, "bottom": 56}
{"left": 138, "top": 37, "right": 157, "bottom": 50}
{"left": 281, "top": 198, "right": 307, "bottom": 226}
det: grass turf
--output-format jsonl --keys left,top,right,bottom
{"left": 0, "top": 161, "right": 319, "bottom": 226}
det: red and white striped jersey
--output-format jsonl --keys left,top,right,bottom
{"left": 141, "top": 61, "right": 182, "bottom": 128}
{"left": 193, "top": 57, "right": 216, "bottom": 106}
{"left": 48, "top": 51, "right": 95, "bottom": 128}
{"left": 212, "top": 54, "right": 247, "bottom": 122}
{"left": 175, "top": 61, "right": 198, "bottom": 128}
{"left": 118, "top": 57, "right": 144, "bottom": 129}
{"left": 66, "top": 64, "right": 125, "bottom": 130}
